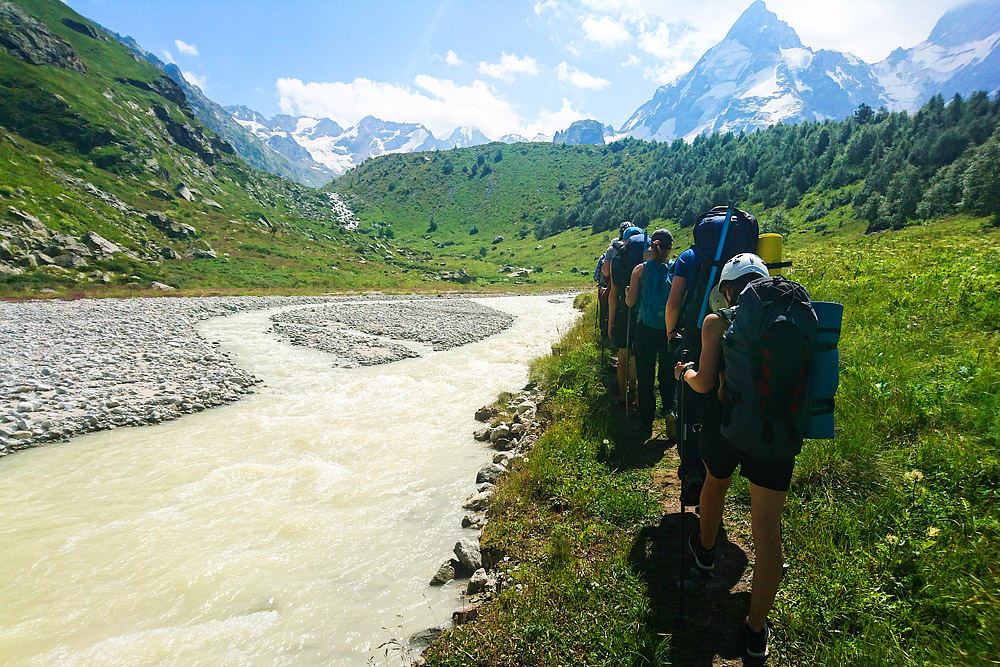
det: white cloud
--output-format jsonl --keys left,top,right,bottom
{"left": 174, "top": 39, "right": 199, "bottom": 56}
{"left": 534, "top": 0, "right": 559, "bottom": 13}
{"left": 581, "top": 15, "right": 631, "bottom": 48}
{"left": 444, "top": 50, "right": 464, "bottom": 66}
{"left": 161, "top": 49, "right": 174, "bottom": 64}
{"left": 276, "top": 75, "right": 587, "bottom": 142}
{"left": 478, "top": 52, "right": 540, "bottom": 82}
{"left": 556, "top": 62, "right": 610, "bottom": 89}
{"left": 182, "top": 71, "right": 207, "bottom": 91}
{"left": 621, "top": 53, "right": 641, "bottom": 67}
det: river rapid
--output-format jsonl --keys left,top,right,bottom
{"left": 0, "top": 294, "right": 580, "bottom": 666}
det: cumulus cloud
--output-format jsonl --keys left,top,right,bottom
{"left": 581, "top": 15, "right": 631, "bottom": 48}
{"left": 275, "top": 75, "right": 581, "bottom": 140}
{"left": 444, "top": 50, "right": 464, "bottom": 66}
{"left": 534, "top": 0, "right": 559, "bottom": 13}
{"left": 556, "top": 62, "right": 610, "bottom": 89}
{"left": 161, "top": 49, "right": 174, "bottom": 64}
{"left": 182, "top": 71, "right": 207, "bottom": 91}
{"left": 174, "top": 39, "right": 199, "bottom": 56}
{"left": 478, "top": 53, "right": 540, "bottom": 82}
{"left": 621, "top": 53, "right": 641, "bottom": 68}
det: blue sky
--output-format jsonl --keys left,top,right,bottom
{"left": 62, "top": 0, "right": 967, "bottom": 140}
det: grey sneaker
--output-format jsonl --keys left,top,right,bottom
{"left": 741, "top": 617, "right": 769, "bottom": 658}
{"left": 687, "top": 530, "right": 715, "bottom": 571}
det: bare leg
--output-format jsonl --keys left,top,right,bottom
{"left": 698, "top": 470, "right": 731, "bottom": 550}
{"left": 747, "top": 483, "right": 788, "bottom": 632}
{"left": 616, "top": 348, "right": 628, "bottom": 403}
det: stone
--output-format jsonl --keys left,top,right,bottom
{"left": 202, "top": 199, "right": 223, "bottom": 209}
{"left": 147, "top": 189, "right": 175, "bottom": 201}
{"left": 175, "top": 184, "right": 195, "bottom": 201}
{"left": 430, "top": 560, "right": 456, "bottom": 586}
{"left": 467, "top": 568, "right": 490, "bottom": 595}
{"left": 151, "top": 281, "right": 175, "bottom": 290}
{"left": 146, "top": 211, "right": 197, "bottom": 240}
{"left": 159, "top": 247, "right": 182, "bottom": 260}
{"left": 476, "top": 462, "right": 505, "bottom": 485}
{"left": 517, "top": 400, "right": 536, "bottom": 414}
{"left": 474, "top": 405, "right": 495, "bottom": 422}
{"left": 454, "top": 538, "right": 482, "bottom": 572}
{"left": 55, "top": 253, "right": 89, "bottom": 270}
{"left": 473, "top": 426, "right": 491, "bottom": 441}
{"left": 452, "top": 606, "right": 479, "bottom": 625}
{"left": 492, "top": 235, "right": 504, "bottom": 244}
{"left": 0, "top": 240, "right": 17, "bottom": 261}
{"left": 489, "top": 425, "right": 511, "bottom": 443}
{"left": 82, "top": 231, "right": 121, "bottom": 256}
{"left": 462, "top": 489, "right": 492, "bottom": 512}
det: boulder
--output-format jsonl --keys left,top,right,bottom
{"left": 60, "top": 18, "right": 103, "bottom": 40}
{"left": 159, "top": 246, "right": 181, "bottom": 260}
{"left": 46, "top": 233, "right": 91, "bottom": 258}
{"left": 184, "top": 245, "right": 216, "bottom": 259}
{"left": 492, "top": 235, "right": 504, "bottom": 244}
{"left": 474, "top": 405, "right": 495, "bottom": 422}
{"left": 150, "top": 281, "right": 175, "bottom": 290}
{"left": 0, "top": 263, "right": 24, "bottom": 276}
{"left": 54, "top": 253, "right": 89, "bottom": 270}
{"left": 476, "top": 462, "right": 505, "bottom": 485}
{"left": 146, "top": 211, "right": 197, "bottom": 240}
{"left": 473, "top": 426, "right": 491, "bottom": 442}
{"left": 462, "top": 489, "right": 492, "bottom": 511}
{"left": 202, "top": 198, "right": 223, "bottom": 209}
{"left": 82, "top": 231, "right": 121, "bottom": 256}
{"left": 430, "top": 559, "right": 457, "bottom": 586}
{"left": 489, "top": 425, "right": 512, "bottom": 443}
{"left": 467, "top": 568, "right": 491, "bottom": 595}
{"left": 175, "top": 184, "right": 195, "bottom": 201}
{"left": 517, "top": 400, "right": 537, "bottom": 415}
{"left": 147, "top": 189, "right": 175, "bottom": 201}
{"left": 0, "top": 240, "right": 18, "bottom": 261}
{"left": 454, "top": 538, "right": 482, "bottom": 572}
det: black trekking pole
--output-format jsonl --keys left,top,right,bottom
{"left": 677, "top": 347, "right": 690, "bottom": 622}
{"left": 625, "top": 303, "right": 632, "bottom": 423}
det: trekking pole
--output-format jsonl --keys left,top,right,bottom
{"left": 677, "top": 347, "right": 690, "bottom": 622}
{"left": 625, "top": 302, "right": 632, "bottom": 422}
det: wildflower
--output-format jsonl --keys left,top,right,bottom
{"left": 886, "top": 534, "right": 899, "bottom": 545}
{"left": 903, "top": 470, "right": 925, "bottom": 484}
{"left": 927, "top": 526, "right": 941, "bottom": 537}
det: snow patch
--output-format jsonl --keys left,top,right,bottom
{"left": 740, "top": 66, "right": 781, "bottom": 98}
{"left": 780, "top": 47, "right": 813, "bottom": 70}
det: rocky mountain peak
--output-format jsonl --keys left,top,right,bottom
{"left": 928, "top": 0, "right": 1000, "bottom": 46}
{"left": 724, "top": 0, "right": 802, "bottom": 51}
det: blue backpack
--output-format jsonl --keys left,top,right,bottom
{"left": 720, "top": 276, "right": 818, "bottom": 458}
{"left": 638, "top": 259, "right": 673, "bottom": 329}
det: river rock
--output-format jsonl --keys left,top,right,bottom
{"left": 462, "top": 489, "right": 492, "bottom": 512}
{"left": 474, "top": 405, "right": 495, "bottom": 422}
{"left": 473, "top": 426, "right": 491, "bottom": 441}
{"left": 454, "top": 538, "right": 482, "bottom": 572}
{"left": 467, "top": 568, "right": 490, "bottom": 595}
{"left": 430, "top": 559, "right": 457, "bottom": 586}
{"left": 476, "top": 462, "right": 505, "bottom": 485}
{"left": 489, "top": 424, "right": 511, "bottom": 443}
{"left": 517, "top": 400, "right": 536, "bottom": 414}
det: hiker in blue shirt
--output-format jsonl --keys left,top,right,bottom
{"left": 624, "top": 229, "right": 676, "bottom": 441}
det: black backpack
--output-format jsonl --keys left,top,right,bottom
{"left": 720, "top": 276, "right": 818, "bottom": 459}
{"left": 678, "top": 207, "right": 759, "bottom": 332}
{"left": 610, "top": 231, "right": 651, "bottom": 292}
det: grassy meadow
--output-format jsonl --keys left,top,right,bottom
{"left": 423, "top": 214, "right": 1000, "bottom": 666}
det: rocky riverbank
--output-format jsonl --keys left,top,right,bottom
{"left": 0, "top": 295, "right": 517, "bottom": 458}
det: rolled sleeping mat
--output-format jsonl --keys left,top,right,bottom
{"left": 756, "top": 233, "right": 789, "bottom": 276}
{"left": 805, "top": 301, "right": 843, "bottom": 440}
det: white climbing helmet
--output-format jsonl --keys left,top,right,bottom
{"left": 719, "top": 252, "right": 769, "bottom": 285}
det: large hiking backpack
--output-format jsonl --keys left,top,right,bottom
{"left": 720, "top": 275, "right": 818, "bottom": 459}
{"left": 678, "top": 207, "right": 759, "bottom": 332}
{"left": 638, "top": 259, "right": 673, "bottom": 329}
{"left": 610, "top": 229, "right": 651, "bottom": 291}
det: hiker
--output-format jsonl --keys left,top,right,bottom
{"left": 665, "top": 207, "right": 759, "bottom": 504}
{"left": 607, "top": 224, "right": 647, "bottom": 411}
{"left": 593, "top": 253, "right": 610, "bottom": 340}
{"left": 624, "top": 228, "right": 676, "bottom": 440}
{"left": 675, "top": 253, "right": 812, "bottom": 659}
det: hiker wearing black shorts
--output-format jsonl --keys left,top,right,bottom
{"left": 674, "top": 253, "right": 790, "bottom": 660}
{"left": 624, "top": 229, "right": 676, "bottom": 441}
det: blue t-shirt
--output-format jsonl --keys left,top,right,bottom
{"left": 672, "top": 248, "right": 701, "bottom": 283}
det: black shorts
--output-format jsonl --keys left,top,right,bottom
{"left": 612, "top": 305, "right": 637, "bottom": 349}
{"left": 699, "top": 398, "right": 796, "bottom": 492}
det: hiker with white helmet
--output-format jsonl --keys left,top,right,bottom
{"left": 624, "top": 228, "right": 676, "bottom": 441}
{"left": 675, "top": 252, "right": 813, "bottom": 659}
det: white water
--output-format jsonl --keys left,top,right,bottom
{"left": 0, "top": 295, "right": 579, "bottom": 666}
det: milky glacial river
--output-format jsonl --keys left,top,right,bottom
{"left": 0, "top": 294, "right": 580, "bottom": 666}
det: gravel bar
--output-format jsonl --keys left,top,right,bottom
{"left": 0, "top": 295, "right": 515, "bottom": 459}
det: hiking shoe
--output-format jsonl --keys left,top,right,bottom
{"left": 687, "top": 530, "right": 715, "bottom": 571}
{"left": 740, "top": 617, "right": 769, "bottom": 658}
{"left": 663, "top": 412, "right": 677, "bottom": 440}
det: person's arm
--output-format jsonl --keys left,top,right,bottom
{"left": 665, "top": 275, "right": 687, "bottom": 339}
{"left": 625, "top": 264, "right": 643, "bottom": 309}
{"left": 674, "top": 313, "right": 727, "bottom": 394}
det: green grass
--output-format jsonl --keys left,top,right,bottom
{"left": 424, "top": 215, "right": 1000, "bottom": 666}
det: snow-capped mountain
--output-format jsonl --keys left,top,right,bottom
{"left": 875, "top": 0, "right": 1000, "bottom": 110}
{"left": 228, "top": 109, "right": 504, "bottom": 180}
{"left": 620, "top": 0, "right": 883, "bottom": 141}
{"left": 621, "top": 0, "right": 1000, "bottom": 142}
